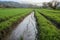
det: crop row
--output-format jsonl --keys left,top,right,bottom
{"left": 0, "top": 8, "right": 32, "bottom": 39}
{"left": 0, "top": 8, "right": 32, "bottom": 23}
{"left": 35, "top": 10, "right": 60, "bottom": 40}
{"left": 38, "top": 9, "right": 60, "bottom": 17}
{"left": 37, "top": 9, "right": 60, "bottom": 29}
{"left": 0, "top": 10, "right": 32, "bottom": 30}
{"left": 42, "top": 9, "right": 60, "bottom": 13}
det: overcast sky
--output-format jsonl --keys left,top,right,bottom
{"left": 0, "top": 0, "right": 60, "bottom": 5}
{"left": 0, "top": 0, "right": 60, "bottom": 4}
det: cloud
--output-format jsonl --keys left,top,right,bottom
{"left": 0, "top": 0, "right": 52, "bottom": 4}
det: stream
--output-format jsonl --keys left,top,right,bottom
{"left": 8, "top": 12, "right": 37, "bottom": 40}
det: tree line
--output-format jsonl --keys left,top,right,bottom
{"left": 42, "top": 0, "right": 60, "bottom": 9}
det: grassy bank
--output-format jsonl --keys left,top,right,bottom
{"left": 35, "top": 10, "right": 60, "bottom": 40}
{"left": 0, "top": 8, "right": 33, "bottom": 39}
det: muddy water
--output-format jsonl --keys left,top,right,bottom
{"left": 9, "top": 12, "right": 37, "bottom": 40}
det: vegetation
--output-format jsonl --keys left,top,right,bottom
{"left": 20, "top": 36, "right": 23, "bottom": 40}
{"left": 0, "top": 8, "right": 32, "bottom": 39}
{"left": 35, "top": 10, "right": 60, "bottom": 40}
{"left": 42, "top": 0, "right": 60, "bottom": 9}
{"left": 0, "top": 8, "right": 32, "bottom": 30}
{"left": 0, "top": 0, "right": 60, "bottom": 40}
{"left": 47, "top": 0, "right": 59, "bottom": 9}
{"left": 37, "top": 9, "right": 60, "bottom": 28}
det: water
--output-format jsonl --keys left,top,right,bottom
{"left": 9, "top": 12, "right": 37, "bottom": 40}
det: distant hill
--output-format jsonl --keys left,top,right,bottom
{"left": 0, "top": 1, "right": 21, "bottom": 8}
{"left": 0, "top": 1, "right": 40, "bottom": 8}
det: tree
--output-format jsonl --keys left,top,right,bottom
{"left": 48, "top": 0, "right": 59, "bottom": 9}
{"left": 42, "top": 2, "right": 48, "bottom": 8}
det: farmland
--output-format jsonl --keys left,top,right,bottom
{"left": 0, "top": 8, "right": 33, "bottom": 39}
{"left": 35, "top": 9, "right": 60, "bottom": 40}
{"left": 37, "top": 9, "right": 60, "bottom": 28}
{"left": 0, "top": 8, "right": 60, "bottom": 40}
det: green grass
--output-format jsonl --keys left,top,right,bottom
{"left": 35, "top": 10, "right": 60, "bottom": 40}
{"left": 0, "top": 8, "right": 60, "bottom": 40}
{"left": 37, "top": 9, "right": 60, "bottom": 28}
{"left": 0, "top": 8, "right": 32, "bottom": 31}
{"left": 0, "top": 8, "right": 32, "bottom": 22}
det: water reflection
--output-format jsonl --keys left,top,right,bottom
{"left": 9, "top": 12, "right": 37, "bottom": 40}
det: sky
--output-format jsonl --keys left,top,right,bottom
{"left": 0, "top": 0, "right": 60, "bottom": 7}
{"left": 0, "top": 0, "right": 52, "bottom": 3}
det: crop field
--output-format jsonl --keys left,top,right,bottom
{"left": 0, "top": 8, "right": 32, "bottom": 39}
{"left": 35, "top": 9, "right": 60, "bottom": 40}
{"left": 0, "top": 8, "right": 60, "bottom": 40}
